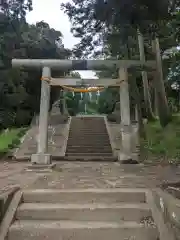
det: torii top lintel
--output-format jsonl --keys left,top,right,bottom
{"left": 11, "top": 59, "right": 156, "bottom": 71}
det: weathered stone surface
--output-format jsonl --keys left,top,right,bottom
{"left": 0, "top": 160, "right": 180, "bottom": 240}
{"left": 105, "top": 118, "right": 139, "bottom": 159}
{"left": 31, "top": 153, "right": 51, "bottom": 165}
{"left": 65, "top": 116, "right": 114, "bottom": 159}
{"left": 29, "top": 162, "right": 180, "bottom": 190}
{"left": 107, "top": 102, "right": 121, "bottom": 123}
{"left": 14, "top": 111, "right": 71, "bottom": 159}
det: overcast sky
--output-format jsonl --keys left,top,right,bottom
{"left": 26, "top": 0, "right": 96, "bottom": 79}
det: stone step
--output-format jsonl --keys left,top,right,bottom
{"left": 70, "top": 123, "right": 106, "bottom": 126}
{"left": 67, "top": 140, "right": 111, "bottom": 143}
{"left": 68, "top": 134, "right": 109, "bottom": 136}
{"left": 65, "top": 152, "right": 113, "bottom": 155}
{"left": 66, "top": 152, "right": 113, "bottom": 155}
{"left": 68, "top": 135, "right": 110, "bottom": 138}
{"left": 66, "top": 148, "right": 112, "bottom": 151}
{"left": 69, "top": 136, "right": 109, "bottom": 138}
{"left": 71, "top": 117, "right": 104, "bottom": 120}
{"left": 65, "top": 153, "right": 113, "bottom": 156}
{"left": 67, "top": 138, "right": 110, "bottom": 141}
{"left": 69, "top": 133, "right": 108, "bottom": 135}
{"left": 70, "top": 126, "right": 107, "bottom": 128}
{"left": 69, "top": 126, "right": 107, "bottom": 128}
{"left": 16, "top": 203, "right": 151, "bottom": 222}
{"left": 71, "top": 123, "right": 106, "bottom": 124}
{"left": 69, "top": 129, "right": 108, "bottom": 132}
{"left": 66, "top": 149, "right": 112, "bottom": 153}
{"left": 22, "top": 189, "right": 147, "bottom": 204}
{"left": 68, "top": 130, "right": 108, "bottom": 132}
{"left": 70, "top": 126, "right": 106, "bottom": 130}
{"left": 71, "top": 119, "right": 105, "bottom": 121}
{"left": 66, "top": 146, "right": 111, "bottom": 149}
{"left": 71, "top": 121, "right": 106, "bottom": 123}
{"left": 66, "top": 144, "right": 111, "bottom": 147}
{"left": 14, "top": 156, "right": 118, "bottom": 162}
{"left": 70, "top": 127, "right": 107, "bottom": 129}
{"left": 69, "top": 135, "right": 108, "bottom": 137}
{"left": 67, "top": 139, "right": 110, "bottom": 141}
{"left": 69, "top": 129, "right": 107, "bottom": 132}
{"left": 70, "top": 125, "right": 107, "bottom": 127}
{"left": 67, "top": 139, "right": 110, "bottom": 142}
{"left": 71, "top": 119, "right": 104, "bottom": 124}
{"left": 66, "top": 117, "right": 112, "bottom": 159}
{"left": 66, "top": 144, "right": 112, "bottom": 148}
{"left": 71, "top": 121, "right": 106, "bottom": 124}
{"left": 54, "top": 156, "right": 118, "bottom": 162}
{"left": 66, "top": 148, "right": 112, "bottom": 152}
{"left": 8, "top": 220, "right": 158, "bottom": 240}
{"left": 67, "top": 139, "right": 111, "bottom": 143}
{"left": 68, "top": 135, "right": 110, "bottom": 137}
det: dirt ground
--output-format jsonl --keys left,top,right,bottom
{"left": 1, "top": 161, "right": 180, "bottom": 192}
{"left": 0, "top": 161, "right": 45, "bottom": 194}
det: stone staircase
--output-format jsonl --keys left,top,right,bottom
{"left": 65, "top": 116, "right": 117, "bottom": 161}
{"left": 7, "top": 188, "right": 160, "bottom": 240}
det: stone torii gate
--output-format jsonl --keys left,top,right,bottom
{"left": 12, "top": 59, "right": 156, "bottom": 165}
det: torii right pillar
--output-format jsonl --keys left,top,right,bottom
{"left": 118, "top": 67, "right": 134, "bottom": 163}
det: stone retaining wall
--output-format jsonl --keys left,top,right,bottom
{"left": 13, "top": 112, "right": 71, "bottom": 160}
{"left": 105, "top": 117, "right": 139, "bottom": 159}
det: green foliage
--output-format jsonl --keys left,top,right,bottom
{"left": 87, "top": 100, "right": 99, "bottom": 113}
{"left": 107, "top": 113, "right": 121, "bottom": 123}
{"left": 0, "top": 1, "right": 71, "bottom": 130}
{"left": 65, "top": 92, "right": 81, "bottom": 116}
{"left": 168, "top": 97, "right": 179, "bottom": 113}
{"left": 61, "top": 0, "right": 177, "bottom": 58}
{"left": 141, "top": 115, "right": 180, "bottom": 164}
{"left": 98, "top": 88, "right": 119, "bottom": 114}
{"left": 69, "top": 72, "right": 81, "bottom": 78}
{"left": 0, "top": 0, "right": 32, "bottom": 19}
{"left": 0, "top": 128, "right": 27, "bottom": 154}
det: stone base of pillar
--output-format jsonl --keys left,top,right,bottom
{"left": 118, "top": 152, "right": 138, "bottom": 164}
{"left": 119, "top": 125, "right": 139, "bottom": 164}
{"left": 31, "top": 153, "right": 52, "bottom": 165}
{"left": 118, "top": 152, "right": 131, "bottom": 161}
{"left": 26, "top": 163, "right": 56, "bottom": 172}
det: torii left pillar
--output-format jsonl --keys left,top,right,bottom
{"left": 31, "top": 66, "right": 52, "bottom": 165}
{"left": 118, "top": 67, "right": 133, "bottom": 163}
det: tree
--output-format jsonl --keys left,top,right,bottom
{"left": 61, "top": 0, "right": 176, "bottom": 58}
{"left": 62, "top": 0, "right": 176, "bottom": 126}
{"left": 69, "top": 71, "right": 81, "bottom": 78}
{"left": 137, "top": 31, "right": 155, "bottom": 121}
{"left": 0, "top": 0, "right": 72, "bottom": 129}
{"left": 0, "top": 0, "right": 32, "bottom": 19}
{"left": 65, "top": 92, "right": 81, "bottom": 115}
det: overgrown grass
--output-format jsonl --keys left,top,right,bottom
{"left": 141, "top": 114, "right": 180, "bottom": 164}
{"left": 0, "top": 128, "right": 27, "bottom": 156}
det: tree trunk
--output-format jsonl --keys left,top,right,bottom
{"left": 149, "top": 76, "right": 158, "bottom": 116}
{"left": 152, "top": 37, "right": 171, "bottom": 127}
{"left": 137, "top": 30, "right": 155, "bottom": 121}
{"left": 130, "top": 78, "right": 146, "bottom": 139}
{"left": 154, "top": 89, "right": 158, "bottom": 116}
{"left": 59, "top": 90, "right": 64, "bottom": 114}
{"left": 135, "top": 87, "right": 146, "bottom": 139}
